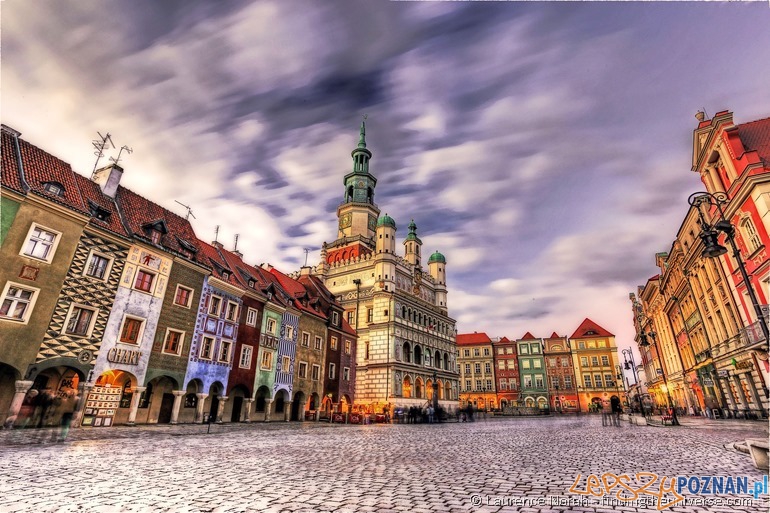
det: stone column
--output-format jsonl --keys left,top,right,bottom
{"left": 195, "top": 393, "right": 209, "bottom": 423}
{"left": 264, "top": 399, "right": 273, "bottom": 422}
{"left": 127, "top": 386, "right": 146, "bottom": 425}
{"left": 170, "top": 390, "right": 186, "bottom": 425}
{"left": 299, "top": 401, "right": 307, "bottom": 422}
{"left": 71, "top": 382, "right": 93, "bottom": 429}
{"left": 4, "top": 380, "right": 33, "bottom": 428}
{"left": 243, "top": 399, "right": 254, "bottom": 423}
{"left": 743, "top": 372, "right": 765, "bottom": 416}
{"left": 284, "top": 401, "right": 292, "bottom": 422}
{"left": 216, "top": 396, "right": 228, "bottom": 423}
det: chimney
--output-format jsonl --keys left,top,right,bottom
{"left": 695, "top": 111, "right": 707, "bottom": 122}
{"left": 92, "top": 163, "right": 123, "bottom": 198}
{"left": 261, "top": 263, "right": 273, "bottom": 271}
{"left": 300, "top": 266, "right": 312, "bottom": 276}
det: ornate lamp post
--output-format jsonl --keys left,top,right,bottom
{"left": 622, "top": 348, "right": 641, "bottom": 412}
{"left": 689, "top": 192, "right": 769, "bottom": 345}
{"left": 639, "top": 331, "right": 680, "bottom": 425}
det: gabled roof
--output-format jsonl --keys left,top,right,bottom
{"left": 116, "top": 187, "right": 202, "bottom": 263}
{"left": 269, "top": 267, "right": 326, "bottom": 319}
{"left": 570, "top": 318, "right": 615, "bottom": 339}
{"left": 737, "top": 116, "right": 770, "bottom": 166}
{"left": 341, "top": 317, "right": 357, "bottom": 337}
{"left": 197, "top": 240, "right": 236, "bottom": 285}
{"left": 456, "top": 332, "right": 492, "bottom": 345}
{"left": 519, "top": 332, "right": 537, "bottom": 340}
{"left": 547, "top": 332, "right": 562, "bottom": 339}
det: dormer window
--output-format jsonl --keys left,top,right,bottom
{"left": 88, "top": 201, "right": 111, "bottom": 222}
{"left": 222, "top": 271, "right": 230, "bottom": 280}
{"left": 43, "top": 182, "right": 64, "bottom": 196}
{"left": 248, "top": 279, "right": 255, "bottom": 288}
{"left": 150, "top": 230, "right": 162, "bottom": 244}
{"left": 142, "top": 220, "right": 168, "bottom": 245}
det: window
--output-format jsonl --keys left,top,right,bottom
{"left": 226, "top": 302, "right": 238, "bottom": 322}
{"left": 522, "top": 360, "right": 531, "bottom": 369}
{"left": 498, "top": 348, "right": 504, "bottom": 355}
{"left": 584, "top": 375, "right": 592, "bottom": 388}
{"left": 219, "top": 340, "right": 232, "bottom": 363}
{"left": 535, "top": 376, "right": 544, "bottom": 388}
{"left": 344, "top": 340, "right": 351, "bottom": 355}
{"left": 346, "top": 310, "right": 355, "bottom": 325}
{"left": 150, "top": 230, "right": 162, "bottom": 245}
{"left": 604, "top": 374, "right": 614, "bottom": 387}
{"left": 506, "top": 360, "right": 514, "bottom": 369}
{"left": 43, "top": 182, "right": 64, "bottom": 196}
{"left": 246, "top": 308, "right": 258, "bottom": 326}
{"left": 475, "top": 379, "right": 482, "bottom": 390}
{"left": 199, "top": 336, "right": 214, "bottom": 359}
{"left": 0, "top": 284, "right": 38, "bottom": 323}
{"left": 314, "top": 336, "right": 322, "bottom": 350}
{"left": 551, "top": 376, "right": 560, "bottom": 388}
{"left": 209, "top": 296, "right": 222, "bottom": 316}
{"left": 22, "top": 224, "right": 60, "bottom": 262}
{"left": 301, "top": 332, "right": 310, "bottom": 347}
{"left": 311, "top": 364, "right": 320, "bottom": 381}
{"left": 64, "top": 305, "right": 96, "bottom": 337}
{"left": 564, "top": 376, "right": 572, "bottom": 389}
{"left": 465, "top": 380, "right": 471, "bottom": 391}
{"left": 506, "top": 347, "right": 513, "bottom": 354}
{"left": 163, "top": 329, "right": 184, "bottom": 355}
{"left": 520, "top": 345, "right": 529, "bottom": 354}
{"left": 561, "top": 357, "right": 570, "bottom": 367}
{"left": 260, "top": 350, "right": 272, "bottom": 370}
{"left": 174, "top": 285, "right": 193, "bottom": 307}
{"left": 486, "top": 379, "right": 492, "bottom": 389}
{"left": 119, "top": 317, "right": 144, "bottom": 345}
{"left": 473, "top": 348, "right": 480, "bottom": 357}
{"left": 548, "top": 358, "right": 557, "bottom": 368}
{"left": 134, "top": 270, "right": 156, "bottom": 293}
{"left": 367, "top": 308, "right": 373, "bottom": 323}
{"left": 580, "top": 357, "right": 588, "bottom": 367}
{"left": 463, "top": 349, "right": 470, "bottom": 357}
{"left": 741, "top": 217, "right": 761, "bottom": 253}
{"left": 578, "top": 341, "right": 585, "bottom": 349}
{"left": 594, "top": 375, "right": 603, "bottom": 388}
{"left": 498, "top": 361, "right": 505, "bottom": 369}
{"left": 500, "top": 380, "right": 507, "bottom": 390}
{"left": 523, "top": 376, "right": 533, "bottom": 388}
{"left": 266, "top": 318, "right": 276, "bottom": 334}
{"left": 239, "top": 345, "right": 253, "bottom": 369}
{"left": 531, "top": 344, "right": 540, "bottom": 354}
{"left": 285, "top": 325, "right": 294, "bottom": 340}
{"left": 591, "top": 356, "right": 599, "bottom": 366}
{"left": 329, "top": 363, "right": 336, "bottom": 379}
{"left": 601, "top": 355, "right": 609, "bottom": 366}
{"left": 533, "top": 359, "right": 541, "bottom": 369}
{"left": 281, "top": 355, "right": 290, "bottom": 373}
{"left": 483, "top": 348, "right": 490, "bottom": 356}
{"left": 484, "top": 362, "right": 491, "bottom": 374}
{"left": 298, "top": 361, "right": 308, "bottom": 378}
{"left": 343, "top": 367, "right": 350, "bottom": 381}
{"left": 464, "top": 363, "right": 471, "bottom": 374}
{"left": 332, "top": 311, "right": 339, "bottom": 326}
{"left": 474, "top": 363, "right": 481, "bottom": 373}
{"left": 331, "top": 336, "right": 338, "bottom": 350}
{"left": 85, "top": 253, "right": 111, "bottom": 280}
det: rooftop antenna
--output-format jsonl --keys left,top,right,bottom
{"left": 214, "top": 225, "right": 220, "bottom": 243}
{"left": 304, "top": 248, "right": 311, "bottom": 267}
{"left": 174, "top": 200, "right": 196, "bottom": 220}
{"left": 110, "top": 145, "right": 133, "bottom": 167}
{"left": 90, "top": 131, "right": 115, "bottom": 179}
{"left": 234, "top": 234, "right": 240, "bottom": 252}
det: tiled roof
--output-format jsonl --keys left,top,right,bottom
{"left": 737, "top": 117, "right": 770, "bottom": 166}
{"left": 520, "top": 332, "right": 537, "bottom": 340}
{"left": 116, "top": 186, "right": 202, "bottom": 263}
{"left": 1, "top": 130, "right": 25, "bottom": 194}
{"left": 71, "top": 173, "right": 129, "bottom": 237}
{"left": 548, "top": 332, "right": 561, "bottom": 339}
{"left": 456, "top": 332, "right": 492, "bottom": 345}
{"left": 197, "top": 241, "right": 236, "bottom": 284}
{"left": 269, "top": 268, "right": 327, "bottom": 319}
{"left": 569, "top": 318, "right": 615, "bottom": 339}
{"left": 341, "top": 317, "right": 357, "bottom": 336}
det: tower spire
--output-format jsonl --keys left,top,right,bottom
{"left": 358, "top": 114, "right": 368, "bottom": 149}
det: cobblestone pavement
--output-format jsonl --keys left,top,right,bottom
{"left": 0, "top": 416, "right": 768, "bottom": 513}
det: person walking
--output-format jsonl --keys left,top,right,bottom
{"left": 610, "top": 396, "right": 622, "bottom": 426}
{"left": 601, "top": 399, "right": 612, "bottom": 427}
{"left": 57, "top": 391, "right": 79, "bottom": 442}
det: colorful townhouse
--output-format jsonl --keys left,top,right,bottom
{"left": 543, "top": 333, "right": 578, "bottom": 413}
{"left": 457, "top": 332, "right": 497, "bottom": 411}
{"left": 517, "top": 332, "right": 548, "bottom": 409}
{"left": 570, "top": 318, "right": 625, "bottom": 413}
{"left": 491, "top": 336, "right": 519, "bottom": 409}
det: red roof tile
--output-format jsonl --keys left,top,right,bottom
{"left": 71, "top": 173, "right": 129, "bottom": 237}
{"left": 269, "top": 267, "right": 327, "bottom": 319}
{"left": 457, "top": 332, "right": 492, "bottom": 345}
{"left": 116, "top": 187, "right": 202, "bottom": 263}
{"left": 548, "top": 332, "right": 561, "bottom": 339}
{"left": 737, "top": 117, "right": 770, "bottom": 166}
{"left": 569, "top": 318, "right": 614, "bottom": 339}
{"left": 519, "top": 332, "right": 537, "bottom": 340}
{"left": 197, "top": 240, "right": 236, "bottom": 284}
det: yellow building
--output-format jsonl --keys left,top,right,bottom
{"left": 570, "top": 318, "right": 625, "bottom": 412}
{"left": 457, "top": 332, "right": 497, "bottom": 411}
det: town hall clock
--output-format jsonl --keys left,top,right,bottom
{"left": 339, "top": 213, "right": 352, "bottom": 229}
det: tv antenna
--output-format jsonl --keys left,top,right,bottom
{"left": 110, "top": 145, "right": 133, "bottom": 167}
{"left": 303, "top": 248, "right": 314, "bottom": 267}
{"left": 234, "top": 234, "right": 240, "bottom": 252}
{"left": 174, "top": 200, "right": 196, "bottom": 220}
{"left": 91, "top": 131, "right": 115, "bottom": 179}
{"left": 214, "top": 225, "right": 220, "bottom": 243}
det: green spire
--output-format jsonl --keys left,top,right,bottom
{"left": 358, "top": 115, "right": 367, "bottom": 149}
{"left": 405, "top": 219, "right": 419, "bottom": 241}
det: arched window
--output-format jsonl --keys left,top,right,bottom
{"left": 415, "top": 378, "right": 423, "bottom": 399}
{"left": 740, "top": 217, "right": 761, "bottom": 253}
{"left": 402, "top": 342, "right": 412, "bottom": 363}
{"left": 435, "top": 350, "right": 441, "bottom": 368}
{"left": 444, "top": 382, "right": 451, "bottom": 400}
{"left": 403, "top": 376, "right": 412, "bottom": 398}
{"left": 401, "top": 306, "right": 406, "bottom": 318}
{"left": 414, "top": 346, "right": 422, "bottom": 366}
{"left": 444, "top": 353, "right": 449, "bottom": 370}
{"left": 346, "top": 185, "right": 354, "bottom": 202}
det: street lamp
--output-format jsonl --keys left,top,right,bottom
{"left": 639, "top": 331, "right": 680, "bottom": 425}
{"left": 622, "top": 348, "right": 641, "bottom": 413}
{"left": 689, "top": 192, "right": 769, "bottom": 346}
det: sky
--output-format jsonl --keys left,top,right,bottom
{"left": 3, "top": 1, "right": 770, "bottom": 373}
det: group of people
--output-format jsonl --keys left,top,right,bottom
{"left": 601, "top": 396, "right": 623, "bottom": 427}
{"left": 3, "top": 388, "right": 80, "bottom": 442}
{"left": 396, "top": 405, "right": 440, "bottom": 423}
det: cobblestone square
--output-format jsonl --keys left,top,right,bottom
{"left": 0, "top": 416, "right": 767, "bottom": 512}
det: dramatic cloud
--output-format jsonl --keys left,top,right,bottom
{"left": 3, "top": 0, "right": 770, "bottom": 370}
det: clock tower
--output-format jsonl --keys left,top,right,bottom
{"left": 337, "top": 118, "right": 380, "bottom": 240}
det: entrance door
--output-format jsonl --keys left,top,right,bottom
{"left": 209, "top": 395, "right": 219, "bottom": 422}
{"left": 157, "top": 393, "right": 175, "bottom": 424}
{"left": 231, "top": 396, "right": 243, "bottom": 422}
{"left": 291, "top": 398, "right": 300, "bottom": 421}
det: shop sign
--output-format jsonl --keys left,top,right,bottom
{"left": 106, "top": 347, "right": 142, "bottom": 365}
{"left": 735, "top": 360, "right": 753, "bottom": 370}
{"left": 718, "top": 370, "right": 729, "bottom": 377}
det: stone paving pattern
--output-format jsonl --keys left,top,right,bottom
{"left": 0, "top": 416, "right": 767, "bottom": 513}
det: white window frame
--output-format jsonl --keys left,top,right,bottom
{"left": 162, "top": 328, "right": 185, "bottom": 356}
{"left": 173, "top": 285, "right": 194, "bottom": 308}
{"left": 601, "top": 355, "right": 609, "bottom": 366}
{"left": 301, "top": 332, "right": 310, "bottom": 347}
{"left": 219, "top": 340, "right": 233, "bottom": 363}
{"left": 199, "top": 336, "right": 215, "bottom": 360}
{"left": 332, "top": 311, "right": 339, "bottom": 326}
{"left": 266, "top": 317, "right": 276, "bottom": 334}
{"left": 344, "top": 339, "right": 351, "bottom": 355}
{"left": 260, "top": 350, "right": 273, "bottom": 370}
{"left": 329, "top": 363, "right": 336, "bottom": 380}
{"left": 133, "top": 268, "right": 157, "bottom": 294}
{"left": 209, "top": 296, "right": 223, "bottom": 316}
{"left": 82, "top": 250, "right": 114, "bottom": 281}
{"left": 118, "top": 315, "right": 146, "bottom": 345}
{"left": 281, "top": 355, "right": 291, "bottom": 373}
{"left": 285, "top": 325, "right": 294, "bottom": 340}
{"left": 298, "top": 361, "right": 308, "bottom": 379}
{"left": 225, "top": 301, "right": 239, "bottom": 322}
{"left": 330, "top": 336, "right": 338, "bottom": 350}
{"left": 343, "top": 367, "right": 350, "bottom": 381}
{"left": 0, "top": 282, "right": 39, "bottom": 324}
{"left": 246, "top": 307, "right": 258, "bottom": 327}
{"left": 239, "top": 345, "right": 253, "bottom": 369}
{"left": 314, "top": 336, "right": 322, "bottom": 350}
{"left": 62, "top": 303, "right": 99, "bottom": 338}
{"left": 311, "top": 364, "right": 321, "bottom": 381}
{"left": 20, "top": 223, "right": 61, "bottom": 263}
